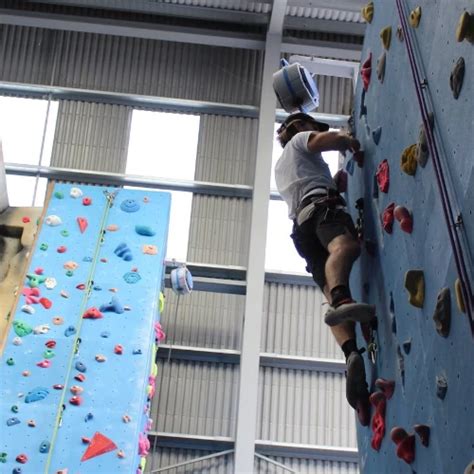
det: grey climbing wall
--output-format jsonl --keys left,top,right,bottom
{"left": 346, "top": 0, "right": 474, "bottom": 472}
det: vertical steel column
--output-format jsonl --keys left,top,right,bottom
{"left": 0, "top": 142, "right": 8, "bottom": 212}
{"left": 234, "top": 2, "right": 287, "bottom": 473}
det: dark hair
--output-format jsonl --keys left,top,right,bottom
{"left": 276, "top": 112, "right": 329, "bottom": 148}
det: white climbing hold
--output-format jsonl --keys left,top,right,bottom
{"left": 12, "top": 337, "right": 22, "bottom": 346}
{"left": 45, "top": 278, "right": 57, "bottom": 290}
{"left": 33, "top": 324, "right": 50, "bottom": 335}
{"left": 21, "top": 304, "right": 35, "bottom": 314}
{"left": 70, "top": 187, "right": 83, "bottom": 198}
{"left": 45, "top": 215, "right": 62, "bottom": 226}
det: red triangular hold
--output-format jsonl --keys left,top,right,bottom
{"left": 81, "top": 432, "right": 117, "bottom": 462}
{"left": 77, "top": 217, "right": 88, "bottom": 234}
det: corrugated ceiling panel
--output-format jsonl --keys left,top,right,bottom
{"left": 315, "top": 74, "right": 354, "bottom": 116}
{"left": 262, "top": 283, "right": 343, "bottom": 360}
{"left": 151, "top": 359, "right": 239, "bottom": 437}
{"left": 160, "top": 0, "right": 272, "bottom": 13}
{"left": 254, "top": 456, "right": 358, "bottom": 474}
{"left": 161, "top": 288, "right": 244, "bottom": 351}
{"left": 286, "top": 6, "right": 363, "bottom": 23}
{"left": 147, "top": 447, "right": 234, "bottom": 473}
{"left": 50, "top": 101, "right": 131, "bottom": 172}
{"left": 257, "top": 367, "right": 357, "bottom": 448}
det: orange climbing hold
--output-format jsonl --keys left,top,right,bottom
{"left": 409, "top": 6, "right": 421, "bottom": 28}
{"left": 77, "top": 217, "right": 88, "bottom": 234}
{"left": 375, "top": 378, "right": 395, "bottom": 399}
{"left": 456, "top": 11, "right": 474, "bottom": 43}
{"left": 361, "top": 1, "right": 374, "bottom": 23}
{"left": 361, "top": 53, "right": 372, "bottom": 92}
{"left": 391, "top": 427, "right": 415, "bottom": 464}
{"left": 404, "top": 270, "right": 425, "bottom": 308}
{"left": 394, "top": 205, "right": 413, "bottom": 233}
{"left": 81, "top": 432, "right": 118, "bottom": 462}
{"left": 380, "top": 26, "right": 392, "bottom": 50}
{"left": 376, "top": 160, "right": 389, "bottom": 193}
{"left": 370, "top": 392, "right": 386, "bottom": 451}
{"left": 454, "top": 278, "right": 466, "bottom": 313}
{"left": 401, "top": 144, "right": 417, "bottom": 175}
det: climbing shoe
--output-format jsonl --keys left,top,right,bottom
{"left": 324, "top": 301, "right": 376, "bottom": 327}
{"left": 346, "top": 350, "right": 371, "bottom": 426}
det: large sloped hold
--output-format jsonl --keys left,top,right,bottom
{"left": 456, "top": 11, "right": 474, "bottom": 43}
{"left": 0, "top": 183, "right": 170, "bottom": 473}
{"left": 273, "top": 59, "right": 320, "bottom": 113}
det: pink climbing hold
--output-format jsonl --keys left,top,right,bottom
{"left": 76, "top": 283, "right": 86, "bottom": 290}
{"left": 361, "top": 52, "right": 372, "bottom": 91}
{"left": 138, "top": 433, "right": 150, "bottom": 456}
{"left": 45, "top": 340, "right": 56, "bottom": 348}
{"left": 82, "top": 197, "right": 92, "bottom": 206}
{"left": 83, "top": 307, "right": 103, "bottom": 319}
{"left": 34, "top": 268, "right": 44, "bottom": 275}
{"left": 375, "top": 378, "right": 395, "bottom": 399}
{"left": 22, "top": 216, "right": 31, "bottom": 224}
{"left": 69, "top": 395, "right": 83, "bottom": 406}
{"left": 81, "top": 432, "right": 118, "bottom": 461}
{"left": 57, "top": 246, "right": 67, "bottom": 253}
{"left": 382, "top": 203, "right": 395, "bottom": 233}
{"left": 77, "top": 217, "right": 88, "bottom": 234}
{"left": 37, "top": 360, "right": 51, "bottom": 368}
{"left": 154, "top": 322, "right": 166, "bottom": 342}
{"left": 22, "top": 287, "right": 41, "bottom": 305}
{"left": 376, "top": 159, "right": 390, "bottom": 193}
{"left": 16, "top": 454, "right": 28, "bottom": 464}
{"left": 74, "top": 373, "right": 86, "bottom": 382}
{"left": 394, "top": 205, "right": 413, "bottom": 233}
{"left": 370, "top": 392, "right": 386, "bottom": 451}
{"left": 82, "top": 436, "right": 91, "bottom": 444}
{"left": 114, "top": 345, "right": 123, "bottom": 355}
{"left": 40, "top": 297, "right": 53, "bottom": 309}
{"left": 391, "top": 427, "right": 415, "bottom": 464}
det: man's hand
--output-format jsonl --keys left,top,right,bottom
{"left": 307, "top": 131, "right": 361, "bottom": 154}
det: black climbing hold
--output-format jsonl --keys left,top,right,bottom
{"left": 450, "top": 57, "right": 465, "bottom": 100}
{"left": 436, "top": 374, "right": 448, "bottom": 400}
{"left": 372, "top": 174, "right": 379, "bottom": 199}
{"left": 402, "top": 339, "right": 412, "bottom": 354}
{"left": 432, "top": 287, "right": 451, "bottom": 337}
{"left": 397, "top": 346, "right": 405, "bottom": 387}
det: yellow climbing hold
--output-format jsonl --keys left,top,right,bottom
{"left": 380, "top": 26, "right": 392, "bottom": 50}
{"left": 159, "top": 292, "right": 165, "bottom": 313}
{"left": 454, "top": 278, "right": 466, "bottom": 313}
{"left": 409, "top": 6, "right": 422, "bottom": 28}
{"left": 361, "top": 1, "right": 374, "bottom": 23}
{"left": 456, "top": 11, "right": 474, "bottom": 43}
{"left": 401, "top": 144, "right": 418, "bottom": 176}
{"left": 404, "top": 270, "right": 425, "bottom": 308}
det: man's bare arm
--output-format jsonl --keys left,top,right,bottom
{"left": 307, "top": 131, "right": 360, "bottom": 154}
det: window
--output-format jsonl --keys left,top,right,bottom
{"left": 0, "top": 97, "right": 58, "bottom": 206}
{"left": 126, "top": 110, "right": 200, "bottom": 262}
{"left": 265, "top": 123, "right": 340, "bottom": 273}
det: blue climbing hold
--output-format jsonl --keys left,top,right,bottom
{"left": 64, "top": 326, "right": 77, "bottom": 337}
{"left": 123, "top": 271, "right": 141, "bottom": 284}
{"left": 436, "top": 374, "right": 448, "bottom": 400}
{"left": 100, "top": 331, "right": 110, "bottom": 338}
{"left": 100, "top": 296, "right": 125, "bottom": 314}
{"left": 133, "top": 349, "right": 142, "bottom": 355}
{"left": 345, "top": 158, "right": 355, "bottom": 176}
{"left": 25, "top": 387, "right": 49, "bottom": 403}
{"left": 13, "top": 468, "right": 22, "bottom": 474}
{"left": 75, "top": 361, "right": 87, "bottom": 373}
{"left": 135, "top": 225, "right": 156, "bottom": 236}
{"left": 84, "top": 412, "right": 93, "bottom": 422}
{"left": 372, "top": 126, "right": 382, "bottom": 144}
{"left": 93, "top": 285, "right": 102, "bottom": 291}
{"left": 6, "top": 417, "right": 20, "bottom": 426}
{"left": 120, "top": 199, "right": 140, "bottom": 213}
{"left": 114, "top": 243, "right": 133, "bottom": 261}
{"left": 39, "top": 441, "right": 50, "bottom": 453}
{"left": 83, "top": 256, "right": 93, "bottom": 262}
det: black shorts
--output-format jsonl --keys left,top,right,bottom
{"left": 290, "top": 204, "right": 357, "bottom": 290}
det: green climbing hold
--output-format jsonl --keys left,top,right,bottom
{"left": 6, "top": 358, "right": 15, "bottom": 366}
{"left": 61, "top": 229, "right": 70, "bottom": 237}
{"left": 404, "top": 270, "right": 425, "bottom": 308}
{"left": 66, "top": 270, "right": 74, "bottom": 277}
{"left": 54, "top": 191, "right": 64, "bottom": 199}
{"left": 11, "top": 405, "right": 19, "bottom": 413}
{"left": 13, "top": 321, "right": 33, "bottom": 337}
{"left": 26, "top": 273, "right": 47, "bottom": 288}
{"left": 40, "top": 243, "right": 48, "bottom": 251}
{"left": 43, "top": 349, "right": 55, "bottom": 359}
{"left": 380, "top": 26, "right": 392, "bottom": 50}
{"left": 0, "top": 452, "right": 6, "bottom": 463}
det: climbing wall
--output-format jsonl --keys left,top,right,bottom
{"left": 0, "top": 183, "right": 170, "bottom": 473}
{"left": 346, "top": 0, "right": 474, "bottom": 472}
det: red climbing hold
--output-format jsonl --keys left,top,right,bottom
{"left": 69, "top": 396, "right": 83, "bottom": 406}
{"left": 414, "top": 424, "right": 430, "bottom": 447}
{"left": 81, "top": 432, "right": 118, "bottom": 462}
{"left": 370, "top": 392, "right": 386, "bottom": 451}
{"left": 53, "top": 384, "right": 64, "bottom": 390}
{"left": 82, "top": 197, "right": 92, "bottom": 206}
{"left": 83, "top": 307, "right": 103, "bottom": 319}
{"left": 37, "top": 360, "right": 51, "bottom": 368}
{"left": 375, "top": 378, "right": 395, "bottom": 399}
{"left": 74, "top": 373, "right": 86, "bottom": 382}
{"left": 77, "top": 217, "right": 88, "bottom": 234}
{"left": 35, "top": 268, "right": 44, "bottom": 275}
{"left": 57, "top": 246, "right": 67, "bottom": 253}
{"left": 376, "top": 160, "right": 390, "bottom": 193}
{"left": 114, "top": 345, "right": 123, "bottom": 355}
{"left": 45, "top": 340, "right": 56, "bottom": 348}
{"left": 39, "top": 297, "right": 53, "bottom": 309}
{"left": 394, "top": 205, "right": 413, "bottom": 233}
{"left": 361, "top": 52, "right": 372, "bottom": 91}
{"left": 76, "top": 283, "right": 86, "bottom": 290}
{"left": 22, "top": 216, "right": 31, "bottom": 224}
{"left": 391, "top": 427, "right": 415, "bottom": 464}
{"left": 382, "top": 203, "right": 395, "bottom": 233}
{"left": 16, "top": 454, "right": 28, "bottom": 464}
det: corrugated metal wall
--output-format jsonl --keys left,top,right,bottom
{"left": 254, "top": 457, "right": 358, "bottom": 474}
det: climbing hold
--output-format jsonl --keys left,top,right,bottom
{"left": 45, "top": 340, "right": 56, "bottom": 348}
{"left": 64, "top": 325, "right": 76, "bottom": 337}
{"left": 100, "top": 258, "right": 107, "bottom": 263}
{"left": 436, "top": 374, "right": 448, "bottom": 400}
{"left": 40, "top": 243, "right": 48, "bottom": 251}
{"left": 52, "top": 384, "right": 64, "bottom": 390}
{"left": 138, "top": 433, "right": 150, "bottom": 456}
{"left": 70, "top": 187, "right": 83, "bottom": 198}
{"left": 122, "top": 414, "right": 131, "bottom": 423}
{"left": 455, "top": 278, "right": 466, "bottom": 313}
{"left": 415, "top": 114, "right": 433, "bottom": 167}
{"left": 76, "top": 283, "right": 86, "bottom": 290}
{"left": 360, "top": 52, "right": 372, "bottom": 91}
{"left": 376, "top": 53, "right": 386, "bottom": 85}
{"left": 372, "top": 127, "right": 382, "bottom": 146}
{"left": 376, "top": 160, "right": 389, "bottom": 193}
{"left": 34, "top": 267, "right": 44, "bottom": 275}
{"left": 13, "top": 468, "right": 22, "bottom": 474}
{"left": 16, "top": 454, "right": 28, "bottom": 464}
{"left": 464, "top": 461, "right": 474, "bottom": 474}
{"left": 432, "top": 287, "right": 451, "bottom": 337}
{"left": 84, "top": 412, "right": 94, "bottom": 422}
{"left": 123, "top": 271, "right": 141, "bottom": 284}
{"left": 394, "top": 205, "right": 413, "bottom": 233}
{"left": 375, "top": 378, "right": 395, "bottom": 399}
{"left": 345, "top": 157, "right": 355, "bottom": 176}
{"left": 402, "top": 339, "right": 412, "bottom": 354}
{"left": 82, "top": 437, "right": 91, "bottom": 444}
{"left": 456, "top": 11, "right": 474, "bottom": 43}
{"left": 93, "top": 285, "right": 102, "bottom": 291}
{"left": 60, "top": 290, "right": 69, "bottom": 298}
{"left": 64, "top": 261, "right": 79, "bottom": 271}
{"left": 353, "top": 150, "right": 364, "bottom": 168}
{"left": 22, "top": 370, "right": 30, "bottom": 377}
{"left": 25, "top": 387, "right": 49, "bottom": 403}
{"left": 36, "top": 360, "right": 51, "bottom": 368}
{"left": 83, "top": 256, "right": 93, "bottom": 262}
{"left": 381, "top": 202, "right": 395, "bottom": 234}
{"left": 27, "top": 419, "right": 36, "bottom": 427}
{"left": 100, "top": 331, "right": 110, "bottom": 338}
{"left": 154, "top": 322, "right": 166, "bottom": 342}
{"left": 57, "top": 246, "right": 67, "bottom": 253}
{"left": 21, "top": 305, "right": 35, "bottom": 314}
{"left": 60, "top": 229, "right": 69, "bottom": 237}
{"left": 45, "top": 215, "right": 62, "bottom": 226}
{"left": 75, "top": 361, "right": 87, "bottom": 373}
{"left": 6, "top": 417, "right": 20, "bottom": 426}
{"left": 70, "top": 385, "right": 83, "bottom": 395}
{"left": 74, "top": 373, "right": 86, "bottom": 382}
{"left": 83, "top": 307, "right": 103, "bottom": 319}
{"left": 106, "top": 224, "right": 119, "bottom": 232}
{"left": 114, "top": 344, "right": 123, "bottom": 355}
{"left": 39, "top": 297, "right": 52, "bottom": 309}
{"left": 401, "top": 144, "right": 418, "bottom": 175}
{"left": 450, "top": 57, "right": 465, "bottom": 100}
{"left": 82, "top": 197, "right": 92, "bottom": 206}
{"left": 133, "top": 349, "right": 142, "bottom": 355}
{"left": 13, "top": 321, "right": 33, "bottom": 337}
{"left": 361, "top": 1, "right": 374, "bottom": 23}
{"left": 39, "top": 441, "right": 50, "bottom": 454}
{"left": 414, "top": 424, "right": 430, "bottom": 447}
{"left": 135, "top": 225, "right": 156, "bottom": 236}
{"left": 34, "top": 324, "right": 50, "bottom": 335}
{"left": 12, "top": 336, "right": 22, "bottom": 346}
{"left": 44, "top": 278, "right": 57, "bottom": 290}
{"left": 380, "top": 26, "right": 392, "bottom": 50}
{"left": 120, "top": 199, "right": 140, "bottom": 213}
{"left": 95, "top": 354, "right": 107, "bottom": 362}
{"left": 391, "top": 427, "right": 415, "bottom": 464}
{"left": 11, "top": 405, "right": 19, "bottom": 413}
{"left": 81, "top": 432, "right": 118, "bottom": 461}
{"left": 404, "top": 270, "right": 425, "bottom": 308}
{"left": 22, "top": 216, "right": 31, "bottom": 223}
{"left": 159, "top": 292, "right": 165, "bottom": 313}
{"left": 117, "top": 450, "right": 125, "bottom": 459}
{"left": 54, "top": 191, "right": 64, "bottom": 199}
{"left": 99, "top": 296, "right": 124, "bottom": 314}
{"left": 370, "top": 392, "right": 386, "bottom": 451}
{"left": 6, "top": 357, "right": 15, "bottom": 366}
{"left": 43, "top": 349, "right": 55, "bottom": 359}
{"left": 142, "top": 244, "right": 158, "bottom": 255}
{"left": 69, "top": 396, "right": 82, "bottom": 406}
{"left": 77, "top": 217, "right": 88, "bottom": 234}
{"left": 396, "top": 345, "right": 405, "bottom": 387}
{"left": 114, "top": 243, "right": 133, "bottom": 261}
{"left": 26, "top": 273, "right": 46, "bottom": 288}
{"left": 409, "top": 6, "right": 421, "bottom": 28}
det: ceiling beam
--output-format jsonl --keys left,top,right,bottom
{"left": 285, "top": 16, "right": 365, "bottom": 36}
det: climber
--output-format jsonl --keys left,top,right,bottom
{"left": 275, "top": 112, "right": 375, "bottom": 425}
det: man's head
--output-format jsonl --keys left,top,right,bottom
{"left": 277, "top": 112, "right": 330, "bottom": 147}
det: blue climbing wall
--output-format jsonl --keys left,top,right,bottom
{"left": 0, "top": 183, "right": 170, "bottom": 473}
{"left": 346, "top": 0, "right": 474, "bottom": 472}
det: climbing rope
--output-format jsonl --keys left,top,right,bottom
{"left": 43, "top": 188, "right": 118, "bottom": 474}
